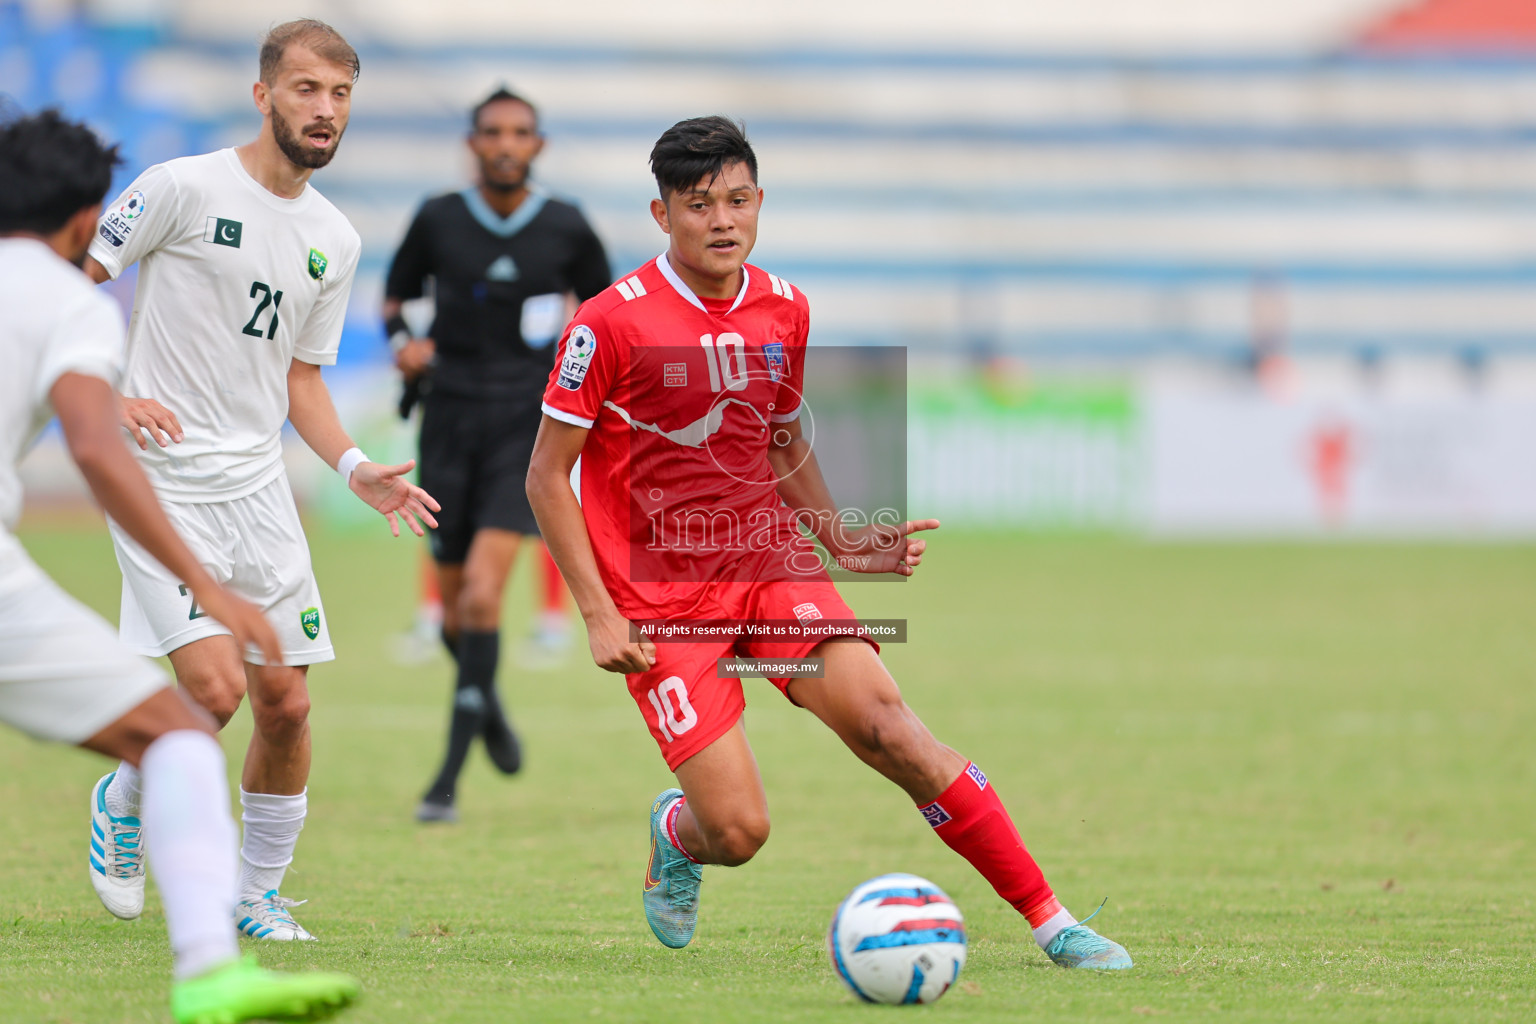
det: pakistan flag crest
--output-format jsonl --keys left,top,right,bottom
{"left": 301, "top": 606, "right": 321, "bottom": 640}
{"left": 307, "top": 247, "right": 328, "bottom": 281}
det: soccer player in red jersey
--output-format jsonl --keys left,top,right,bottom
{"left": 526, "top": 116, "right": 1132, "bottom": 970}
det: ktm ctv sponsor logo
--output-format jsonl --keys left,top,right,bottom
{"left": 919, "top": 801, "right": 951, "bottom": 828}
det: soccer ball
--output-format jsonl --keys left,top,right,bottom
{"left": 827, "top": 873, "right": 966, "bottom": 1005}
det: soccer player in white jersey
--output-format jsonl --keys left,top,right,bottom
{"left": 1, "top": 109, "right": 359, "bottom": 1024}
{"left": 80, "top": 19, "right": 439, "bottom": 942}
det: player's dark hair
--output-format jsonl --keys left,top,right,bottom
{"left": 472, "top": 87, "right": 539, "bottom": 131}
{"left": 260, "top": 18, "right": 360, "bottom": 84}
{"left": 650, "top": 116, "right": 757, "bottom": 200}
{"left": 0, "top": 109, "right": 121, "bottom": 235}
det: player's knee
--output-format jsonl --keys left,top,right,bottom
{"left": 456, "top": 581, "right": 502, "bottom": 630}
{"left": 850, "top": 692, "right": 914, "bottom": 755}
{"left": 249, "top": 683, "right": 311, "bottom": 738}
{"left": 857, "top": 702, "right": 939, "bottom": 785}
{"left": 713, "top": 814, "right": 771, "bottom": 866}
{"left": 181, "top": 669, "right": 246, "bottom": 726}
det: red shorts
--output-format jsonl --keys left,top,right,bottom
{"left": 625, "top": 580, "right": 877, "bottom": 771}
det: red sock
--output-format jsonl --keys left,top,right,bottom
{"left": 540, "top": 545, "right": 565, "bottom": 614}
{"left": 419, "top": 553, "right": 441, "bottom": 614}
{"left": 920, "top": 763, "right": 1062, "bottom": 927}
{"left": 664, "top": 796, "right": 702, "bottom": 864}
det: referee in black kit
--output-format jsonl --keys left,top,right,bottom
{"left": 384, "top": 87, "right": 611, "bottom": 822}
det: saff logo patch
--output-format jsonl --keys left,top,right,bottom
{"left": 557, "top": 325, "right": 597, "bottom": 390}
{"left": 920, "top": 801, "right": 952, "bottom": 828}
{"left": 308, "top": 247, "right": 328, "bottom": 281}
{"left": 119, "top": 190, "right": 147, "bottom": 221}
{"left": 300, "top": 607, "right": 321, "bottom": 641}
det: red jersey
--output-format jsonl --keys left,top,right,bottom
{"left": 541, "top": 254, "right": 823, "bottom": 619}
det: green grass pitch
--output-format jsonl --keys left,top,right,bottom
{"left": 2, "top": 526, "right": 1534, "bottom": 1022}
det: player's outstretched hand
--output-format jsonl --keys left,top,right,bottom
{"left": 588, "top": 609, "right": 657, "bottom": 674}
{"left": 831, "top": 518, "right": 940, "bottom": 576}
{"left": 192, "top": 585, "right": 283, "bottom": 666}
{"left": 349, "top": 458, "right": 442, "bottom": 538}
{"left": 120, "top": 396, "right": 183, "bottom": 450}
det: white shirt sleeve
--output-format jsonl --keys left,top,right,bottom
{"left": 87, "top": 162, "right": 185, "bottom": 280}
{"left": 292, "top": 241, "right": 359, "bottom": 366}
{"left": 32, "top": 292, "right": 125, "bottom": 405}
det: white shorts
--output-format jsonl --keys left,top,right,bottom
{"left": 108, "top": 474, "right": 334, "bottom": 666}
{"left": 0, "top": 541, "right": 168, "bottom": 744}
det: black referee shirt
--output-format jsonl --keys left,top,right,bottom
{"left": 385, "top": 186, "right": 611, "bottom": 402}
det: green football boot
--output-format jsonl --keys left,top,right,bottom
{"left": 1044, "top": 913, "right": 1134, "bottom": 970}
{"left": 170, "top": 956, "right": 359, "bottom": 1023}
{"left": 643, "top": 788, "right": 703, "bottom": 949}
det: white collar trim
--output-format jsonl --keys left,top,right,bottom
{"left": 657, "top": 252, "right": 750, "bottom": 315}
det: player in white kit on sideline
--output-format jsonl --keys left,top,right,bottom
{"left": 81, "top": 19, "right": 439, "bottom": 942}
{"left": 1, "top": 108, "right": 359, "bottom": 1024}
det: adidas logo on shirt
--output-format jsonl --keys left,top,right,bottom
{"left": 486, "top": 255, "right": 518, "bottom": 281}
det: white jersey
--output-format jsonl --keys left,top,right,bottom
{"left": 0, "top": 238, "right": 125, "bottom": 570}
{"left": 88, "top": 148, "right": 361, "bottom": 503}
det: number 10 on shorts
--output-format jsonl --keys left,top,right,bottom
{"left": 647, "top": 676, "right": 699, "bottom": 742}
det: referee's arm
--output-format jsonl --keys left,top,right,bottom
{"left": 383, "top": 207, "right": 436, "bottom": 385}
{"left": 568, "top": 216, "right": 613, "bottom": 302}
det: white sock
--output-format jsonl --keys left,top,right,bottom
{"left": 1032, "top": 907, "right": 1078, "bottom": 949}
{"left": 140, "top": 731, "right": 240, "bottom": 981}
{"left": 238, "top": 788, "right": 307, "bottom": 897}
{"left": 105, "top": 760, "right": 142, "bottom": 818}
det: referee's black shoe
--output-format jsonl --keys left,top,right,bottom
{"left": 482, "top": 694, "right": 522, "bottom": 775}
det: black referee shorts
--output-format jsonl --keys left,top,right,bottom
{"left": 418, "top": 391, "right": 543, "bottom": 564}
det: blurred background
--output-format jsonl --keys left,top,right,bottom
{"left": 5, "top": 0, "right": 1536, "bottom": 536}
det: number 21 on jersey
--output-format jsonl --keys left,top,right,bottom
{"left": 241, "top": 280, "right": 283, "bottom": 339}
{"left": 700, "top": 333, "right": 747, "bottom": 392}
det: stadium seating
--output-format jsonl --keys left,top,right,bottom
{"left": 7, "top": 0, "right": 1536, "bottom": 367}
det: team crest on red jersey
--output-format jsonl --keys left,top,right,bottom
{"left": 764, "top": 342, "right": 786, "bottom": 382}
{"left": 664, "top": 362, "right": 687, "bottom": 387}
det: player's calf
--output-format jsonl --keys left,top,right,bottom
{"left": 670, "top": 721, "right": 772, "bottom": 866}
{"left": 790, "top": 640, "right": 964, "bottom": 802}
{"left": 674, "top": 799, "right": 769, "bottom": 867}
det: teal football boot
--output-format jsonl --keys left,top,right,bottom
{"left": 643, "top": 788, "right": 703, "bottom": 949}
{"left": 1044, "top": 904, "right": 1133, "bottom": 969}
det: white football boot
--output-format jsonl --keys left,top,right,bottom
{"left": 235, "top": 890, "right": 317, "bottom": 941}
{"left": 89, "top": 772, "right": 146, "bottom": 920}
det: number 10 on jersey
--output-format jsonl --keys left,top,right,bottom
{"left": 700, "top": 333, "right": 748, "bottom": 392}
